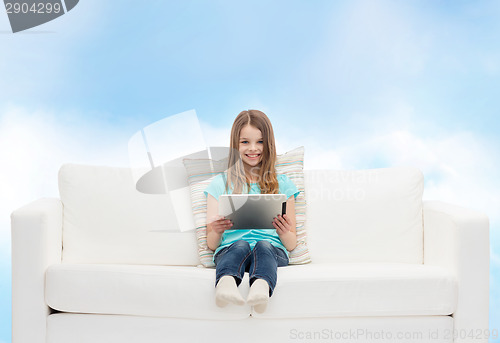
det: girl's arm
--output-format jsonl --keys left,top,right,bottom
{"left": 206, "top": 194, "right": 232, "bottom": 251}
{"left": 273, "top": 196, "right": 297, "bottom": 251}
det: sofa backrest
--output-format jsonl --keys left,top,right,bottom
{"left": 59, "top": 164, "right": 200, "bottom": 265}
{"left": 59, "top": 164, "right": 424, "bottom": 265}
{"left": 304, "top": 168, "right": 424, "bottom": 264}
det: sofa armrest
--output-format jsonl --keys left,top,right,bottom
{"left": 423, "top": 201, "right": 489, "bottom": 342}
{"left": 11, "top": 198, "right": 63, "bottom": 343}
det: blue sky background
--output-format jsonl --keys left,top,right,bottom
{"left": 1, "top": 0, "right": 499, "bottom": 342}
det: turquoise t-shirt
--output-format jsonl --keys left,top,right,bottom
{"left": 204, "top": 173, "right": 300, "bottom": 261}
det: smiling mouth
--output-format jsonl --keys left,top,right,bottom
{"left": 245, "top": 154, "right": 261, "bottom": 159}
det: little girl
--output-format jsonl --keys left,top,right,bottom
{"left": 204, "top": 110, "right": 299, "bottom": 313}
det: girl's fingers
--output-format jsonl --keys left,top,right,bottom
{"left": 222, "top": 219, "right": 232, "bottom": 229}
{"left": 209, "top": 215, "right": 225, "bottom": 224}
{"left": 273, "top": 222, "right": 283, "bottom": 235}
{"left": 277, "top": 215, "right": 288, "bottom": 226}
{"left": 273, "top": 219, "right": 282, "bottom": 229}
{"left": 217, "top": 218, "right": 231, "bottom": 225}
{"left": 209, "top": 216, "right": 232, "bottom": 233}
{"left": 274, "top": 216, "right": 286, "bottom": 232}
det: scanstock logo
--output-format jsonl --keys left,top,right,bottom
{"left": 3, "top": 0, "right": 79, "bottom": 33}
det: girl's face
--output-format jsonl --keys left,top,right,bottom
{"left": 238, "top": 124, "right": 264, "bottom": 169}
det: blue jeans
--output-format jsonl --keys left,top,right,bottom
{"left": 214, "top": 240, "right": 289, "bottom": 297}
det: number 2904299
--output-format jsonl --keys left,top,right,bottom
{"left": 5, "top": 2, "right": 62, "bottom": 14}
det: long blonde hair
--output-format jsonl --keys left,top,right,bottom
{"left": 226, "top": 110, "right": 279, "bottom": 194}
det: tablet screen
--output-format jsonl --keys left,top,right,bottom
{"left": 218, "top": 194, "right": 287, "bottom": 229}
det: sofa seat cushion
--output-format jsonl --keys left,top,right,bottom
{"left": 254, "top": 263, "right": 457, "bottom": 318}
{"left": 46, "top": 263, "right": 457, "bottom": 320}
{"left": 46, "top": 264, "right": 250, "bottom": 320}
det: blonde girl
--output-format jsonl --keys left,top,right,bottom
{"left": 204, "top": 110, "right": 299, "bottom": 313}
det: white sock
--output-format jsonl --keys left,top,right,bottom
{"left": 215, "top": 275, "right": 245, "bottom": 307}
{"left": 246, "top": 278, "right": 270, "bottom": 313}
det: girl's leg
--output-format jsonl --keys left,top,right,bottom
{"left": 214, "top": 240, "right": 251, "bottom": 307}
{"left": 246, "top": 241, "right": 288, "bottom": 313}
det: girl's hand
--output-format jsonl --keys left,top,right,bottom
{"left": 273, "top": 214, "right": 293, "bottom": 236}
{"left": 208, "top": 215, "right": 233, "bottom": 234}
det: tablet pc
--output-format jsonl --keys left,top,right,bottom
{"left": 218, "top": 194, "right": 287, "bottom": 229}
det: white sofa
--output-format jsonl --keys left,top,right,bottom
{"left": 11, "top": 163, "right": 489, "bottom": 343}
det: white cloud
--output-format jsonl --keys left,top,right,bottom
{"left": 303, "top": 128, "right": 499, "bottom": 223}
{"left": 0, "top": 106, "right": 130, "bottom": 259}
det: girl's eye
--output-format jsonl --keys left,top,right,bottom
{"left": 241, "top": 141, "right": 248, "bottom": 144}
{"left": 258, "top": 141, "right": 263, "bottom": 144}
